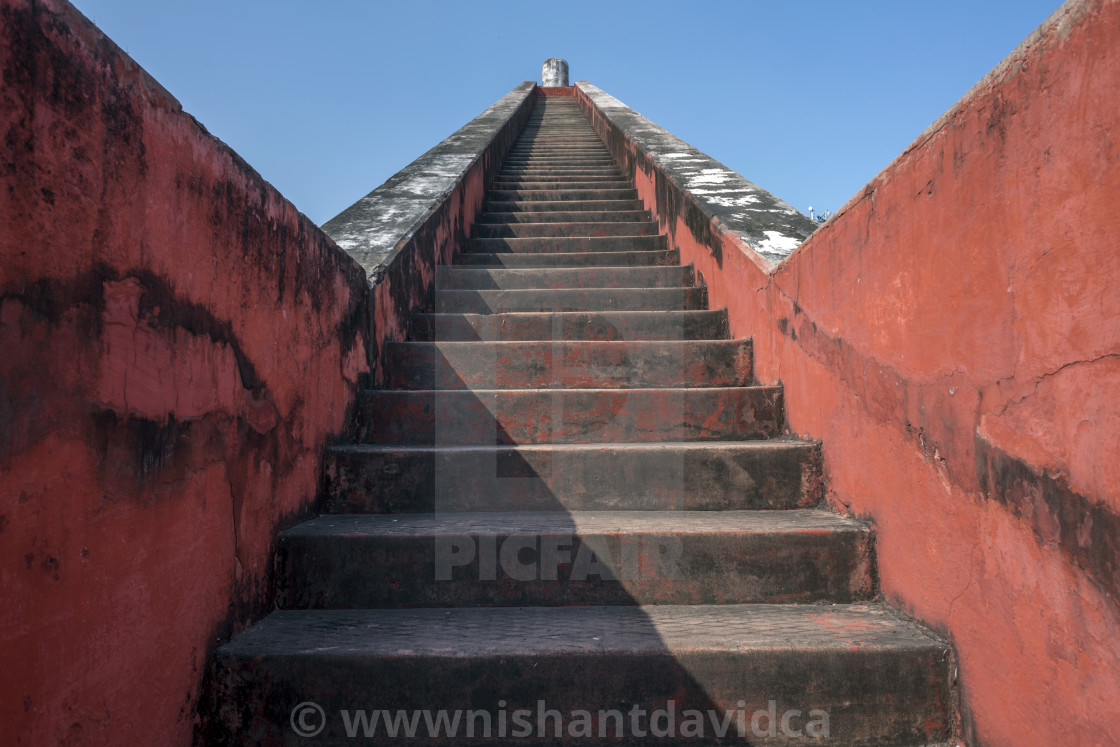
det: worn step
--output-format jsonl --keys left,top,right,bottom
{"left": 508, "top": 147, "right": 609, "bottom": 154}
{"left": 276, "top": 509, "right": 874, "bottom": 609}
{"left": 477, "top": 210, "right": 648, "bottom": 224}
{"left": 409, "top": 309, "right": 729, "bottom": 342}
{"left": 455, "top": 249, "right": 678, "bottom": 267}
{"left": 501, "top": 159, "right": 617, "bottom": 167}
{"left": 499, "top": 167, "right": 623, "bottom": 176}
{"left": 382, "top": 339, "right": 751, "bottom": 389}
{"left": 485, "top": 200, "right": 643, "bottom": 213}
{"left": 435, "top": 266, "right": 691, "bottom": 291}
{"left": 434, "top": 286, "right": 706, "bottom": 313}
{"left": 474, "top": 221, "right": 658, "bottom": 239}
{"left": 488, "top": 188, "right": 638, "bottom": 201}
{"left": 467, "top": 235, "right": 668, "bottom": 254}
{"left": 493, "top": 174, "right": 628, "bottom": 182}
{"left": 491, "top": 180, "right": 632, "bottom": 191}
{"left": 356, "top": 386, "right": 782, "bottom": 445}
{"left": 323, "top": 439, "right": 820, "bottom": 513}
{"left": 213, "top": 604, "right": 952, "bottom": 745}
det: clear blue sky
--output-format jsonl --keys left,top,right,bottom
{"left": 73, "top": 0, "right": 1063, "bottom": 225}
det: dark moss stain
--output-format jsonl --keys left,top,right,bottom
{"left": 976, "top": 437, "right": 1120, "bottom": 609}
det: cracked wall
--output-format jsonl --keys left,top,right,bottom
{"left": 0, "top": 1, "right": 370, "bottom": 744}
{"left": 631, "top": 0, "right": 1119, "bottom": 743}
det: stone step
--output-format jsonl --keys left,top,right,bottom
{"left": 507, "top": 146, "right": 609, "bottom": 153}
{"left": 433, "top": 287, "right": 707, "bottom": 313}
{"left": 355, "top": 386, "right": 782, "bottom": 445}
{"left": 275, "top": 509, "right": 874, "bottom": 609}
{"left": 485, "top": 199, "right": 643, "bottom": 212}
{"left": 488, "top": 188, "right": 638, "bottom": 201}
{"left": 381, "top": 339, "right": 751, "bottom": 389}
{"left": 409, "top": 309, "right": 729, "bottom": 342}
{"left": 499, "top": 167, "right": 623, "bottom": 177}
{"left": 491, "top": 176, "right": 631, "bottom": 186}
{"left": 212, "top": 604, "right": 953, "bottom": 745}
{"left": 435, "top": 266, "right": 692, "bottom": 291}
{"left": 467, "top": 235, "right": 667, "bottom": 254}
{"left": 454, "top": 249, "right": 677, "bottom": 267}
{"left": 501, "top": 158, "right": 617, "bottom": 166}
{"left": 322, "top": 439, "right": 820, "bottom": 513}
{"left": 472, "top": 221, "right": 658, "bottom": 239}
{"left": 477, "top": 209, "right": 648, "bottom": 224}
{"left": 490, "top": 180, "right": 632, "bottom": 191}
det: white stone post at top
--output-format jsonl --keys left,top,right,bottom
{"left": 541, "top": 58, "right": 569, "bottom": 87}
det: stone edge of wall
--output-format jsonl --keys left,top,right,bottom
{"left": 322, "top": 82, "right": 536, "bottom": 282}
{"left": 321, "top": 82, "right": 536, "bottom": 381}
{"left": 573, "top": 81, "right": 818, "bottom": 266}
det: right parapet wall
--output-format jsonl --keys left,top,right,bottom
{"left": 577, "top": 0, "right": 1120, "bottom": 743}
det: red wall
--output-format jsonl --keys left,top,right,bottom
{"left": 0, "top": 1, "right": 371, "bottom": 744}
{"left": 580, "top": 0, "right": 1120, "bottom": 743}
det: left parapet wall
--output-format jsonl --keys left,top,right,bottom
{"left": 0, "top": 1, "right": 370, "bottom": 744}
{"left": 323, "top": 80, "right": 536, "bottom": 383}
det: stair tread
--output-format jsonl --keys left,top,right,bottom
{"left": 284, "top": 508, "right": 867, "bottom": 537}
{"left": 218, "top": 602, "right": 947, "bottom": 657}
{"left": 326, "top": 438, "right": 817, "bottom": 454}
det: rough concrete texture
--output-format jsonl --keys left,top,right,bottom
{"left": 213, "top": 604, "right": 951, "bottom": 745}
{"left": 321, "top": 81, "right": 537, "bottom": 382}
{"left": 0, "top": 0, "right": 370, "bottom": 744}
{"left": 322, "top": 440, "right": 822, "bottom": 513}
{"left": 541, "top": 57, "right": 569, "bottom": 86}
{"left": 322, "top": 83, "right": 535, "bottom": 278}
{"left": 574, "top": 82, "right": 818, "bottom": 264}
{"left": 275, "top": 509, "right": 874, "bottom": 607}
{"left": 624, "top": 0, "right": 1120, "bottom": 743}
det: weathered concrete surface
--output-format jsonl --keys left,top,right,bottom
{"left": 633, "top": 0, "right": 1120, "bottom": 743}
{"left": 541, "top": 57, "right": 569, "bottom": 87}
{"left": 322, "top": 83, "right": 534, "bottom": 278}
{"left": 213, "top": 604, "right": 951, "bottom": 745}
{"left": 382, "top": 339, "right": 753, "bottom": 389}
{"left": 322, "top": 440, "right": 822, "bottom": 513}
{"left": 574, "top": 82, "right": 817, "bottom": 264}
{"left": 321, "top": 81, "right": 536, "bottom": 382}
{"left": 0, "top": 0, "right": 369, "bottom": 744}
{"left": 357, "top": 387, "right": 783, "bottom": 444}
{"left": 276, "top": 509, "right": 873, "bottom": 607}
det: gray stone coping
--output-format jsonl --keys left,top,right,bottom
{"left": 576, "top": 82, "right": 817, "bottom": 264}
{"left": 322, "top": 82, "right": 536, "bottom": 283}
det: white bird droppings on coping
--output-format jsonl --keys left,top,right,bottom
{"left": 755, "top": 230, "right": 801, "bottom": 255}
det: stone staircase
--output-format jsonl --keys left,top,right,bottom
{"left": 211, "top": 96, "right": 954, "bottom": 744}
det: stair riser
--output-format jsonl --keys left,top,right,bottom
{"left": 434, "top": 288, "right": 707, "bottom": 313}
{"left": 382, "top": 340, "right": 751, "bottom": 389}
{"left": 214, "top": 644, "right": 951, "bottom": 745}
{"left": 477, "top": 211, "right": 651, "bottom": 225}
{"left": 507, "top": 148, "right": 609, "bottom": 154}
{"left": 473, "top": 222, "right": 657, "bottom": 239}
{"left": 356, "top": 387, "right": 783, "bottom": 445}
{"left": 490, "top": 181, "right": 632, "bottom": 191}
{"left": 436, "top": 266, "right": 691, "bottom": 291}
{"left": 409, "top": 309, "right": 729, "bottom": 342}
{"left": 276, "top": 526, "right": 873, "bottom": 608}
{"left": 435, "top": 287, "right": 705, "bottom": 314}
{"left": 499, "top": 168, "right": 623, "bottom": 176}
{"left": 488, "top": 189, "right": 639, "bottom": 201}
{"left": 495, "top": 175, "right": 624, "bottom": 182}
{"left": 485, "top": 200, "right": 643, "bottom": 212}
{"left": 455, "top": 250, "right": 678, "bottom": 267}
{"left": 467, "top": 235, "right": 668, "bottom": 254}
{"left": 323, "top": 442, "right": 821, "bottom": 513}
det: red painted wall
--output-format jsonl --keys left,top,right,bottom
{"left": 0, "top": 1, "right": 371, "bottom": 744}
{"left": 580, "top": 0, "right": 1120, "bottom": 743}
